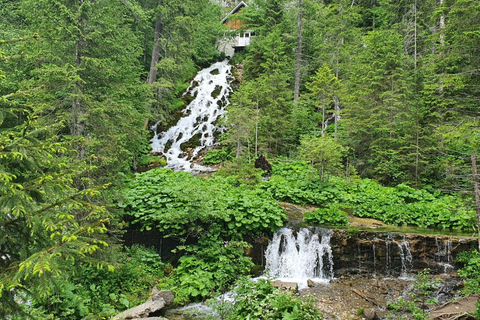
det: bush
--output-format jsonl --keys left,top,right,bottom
{"left": 173, "top": 240, "right": 254, "bottom": 304}
{"left": 120, "top": 168, "right": 286, "bottom": 239}
{"left": 304, "top": 204, "right": 349, "bottom": 226}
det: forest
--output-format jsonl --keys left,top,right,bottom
{"left": 1, "top": 0, "right": 479, "bottom": 319}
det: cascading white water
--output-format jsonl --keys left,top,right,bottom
{"left": 151, "top": 60, "right": 232, "bottom": 172}
{"left": 264, "top": 228, "right": 334, "bottom": 289}
{"left": 397, "top": 235, "right": 413, "bottom": 278}
{"left": 435, "top": 238, "right": 454, "bottom": 274}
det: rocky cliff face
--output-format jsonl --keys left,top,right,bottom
{"left": 329, "top": 230, "right": 476, "bottom": 277}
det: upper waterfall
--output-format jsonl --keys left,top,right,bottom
{"left": 151, "top": 60, "right": 233, "bottom": 172}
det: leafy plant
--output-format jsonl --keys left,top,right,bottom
{"left": 24, "top": 245, "right": 168, "bottom": 320}
{"left": 173, "top": 240, "right": 254, "bottom": 303}
{"left": 304, "top": 204, "right": 349, "bottom": 226}
{"left": 120, "top": 168, "right": 286, "bottom": 239}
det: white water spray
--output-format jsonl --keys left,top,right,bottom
{"left": 151, "top": 60, "right": 233, "bottom": 172}
{"left": 264, "top": 228, "right": 334, "bottom": 288}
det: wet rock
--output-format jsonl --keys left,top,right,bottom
{"left": 307, "top": 279, "right": 315, "bottom": 287}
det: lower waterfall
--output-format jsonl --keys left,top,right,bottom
{"left": 264, "top": 227, "right": 334, "bottom": 289}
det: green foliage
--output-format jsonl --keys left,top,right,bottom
{"left": 386, "top": 269, "right": 439, "bottom": 320}
{"left": 304, "top": 204, "right": 349, "bottom": 226}
{"left": 23, "top": 245, "right": 167, "bottom": 320}
{"left": 120, "top": 168, "right": 286, "bottom": 239}
{"left": 347, "top": 180, "right": 476, "bottom": 229}
{"left": 0, "top": 115, "right": 112, "bottom": 318}
{"left": 173, "top": 240, "right": 254, "bottom": 303}
{"left": 203, "top": 147, "right": 234, "bottom": 165}
{"left": 211, "top": 278, "right": 323, "bottom": 320}
{"left": 137, "top": 155, "right": 166, "bottom": 167}
{"left": 298, "top": 135, "right": 347, "bottom": 182}
{"left": 456, "top": 250, "right": 480, "bottom": 295}
{"left": 214, "top": 158, "right": 264, "bottom": 186}
{"left": 263, "top": 161, "right": 475, "bottom": 231}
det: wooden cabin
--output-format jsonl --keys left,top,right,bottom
{"left": 218, "top": 1, "right": 256, "bottom": 58}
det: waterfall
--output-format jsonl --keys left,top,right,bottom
{"left": 435, "top": 238, "right": 454, "bottom": 274}
{"left": 151, "top": 60, "right": 233, "bottom": 172}
{"left": 385, "top": 233, "right": 393, "bottom": 275}
{"left": 264, "top": 228, "right": 334, "bottom": 288}
{"left": 397, "top": 235, "right": 413, "bottom": 278}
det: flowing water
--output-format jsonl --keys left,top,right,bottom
{"left": 435, "top": 237, "right": 454, "bottom": 274}
{"left": 264, "top": 227, "right": 334, "bottom": 289}
{"left": 397, "top": 234, "right": 413, "bottom": 279}
{"left": 151, "top": 60, "right": 232, "bottom": 172}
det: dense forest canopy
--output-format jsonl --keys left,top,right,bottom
{"left": 1, "top": 0, "right": 479, "bottom": 319}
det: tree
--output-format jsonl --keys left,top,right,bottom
{"left": 0, "top": 109, "right": 111, "bottom": 318}
{"left": 342, "top": 29, "right": 418, "bottom": 185}
{"left": 298, "top": 135, "right": 346, "bottom": 182}
{"left": 14, "top": 0, "right": 150, "bottom": 179}
{"left": 306, "top": 63, "right": 344, "bottom": 139}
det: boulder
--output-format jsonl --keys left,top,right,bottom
{"left": 307, "top": 279, "right": 315, "bottom": 287}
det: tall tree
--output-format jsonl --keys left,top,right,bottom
{"left": 16, "top": 0, "right": 149, "bottom": 178}
{"left": 0, "top": 102, "right": 111, "bottom": 318}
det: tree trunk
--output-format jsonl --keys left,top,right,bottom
{"left": 293, "top": 0, "right": 303, "bottom": 103}
{"left": 147, "top": 5, "right": 163, "bottom": 85}
{"left": 471, "top": 154, "right": 480, "bottom": 251}
{"left": 333, "top": 95, "right": 340, "bottom": 141}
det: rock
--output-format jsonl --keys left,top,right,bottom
{"left": 271, "top": 280, "right": 298, "bottom": 292}
{"left": 254, "top": 155, "right": 272, "bottom": 172}
{"left": 307, "top": 279, "right": 315, "bottom": 287}
{"left": 150, "top": 288, "right": 174, "bottom": 306}
{"left": 363, "top": 307, "right": 379, "bottom": 320}
{"left": 112, "top": 287, "right": 173, "bottom": 320}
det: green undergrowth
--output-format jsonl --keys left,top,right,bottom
{"left": 19, "top": 245, "right": 169, "bottom": 320}
{"left": 263, "top": 160, "right": 476, "bottom": 231}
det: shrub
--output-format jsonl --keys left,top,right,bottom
{"left": 173, "top": 240, "right": 254, "bottom": 304}
{"left": 304, "top": 204, "right": 349, "bottom": 226}
{"left": 120, "top": 168, "right": 286, "bottom": 239}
